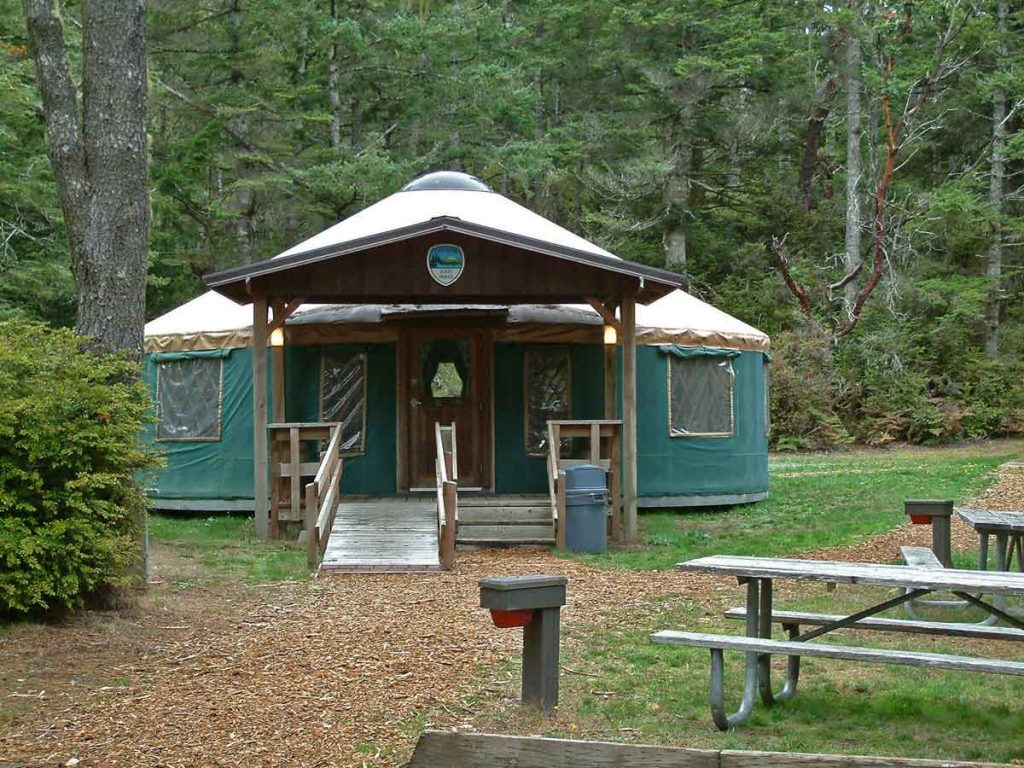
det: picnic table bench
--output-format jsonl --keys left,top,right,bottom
{"left": 652, "top": 555, "right": 1024, "bottom": 730}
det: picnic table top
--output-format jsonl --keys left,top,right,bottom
{"left": 677, "top": 555, "right": 1024, "bottom": 596}
{"left": 956, "top": 506, "right": 1024, "bottom": 533}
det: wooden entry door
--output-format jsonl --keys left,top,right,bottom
{"left": 405, "top": 329, "right": 491, "bottom": 489}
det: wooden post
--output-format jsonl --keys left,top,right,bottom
{"left": 609, "top": 427, "right": 622, "bottom": 543}
{"left": 555, "top": 470, "right": 567, "bottom": 550}
{"left": 289, "top": 427, "right": 301, "bottom": 525}
{"left": 442, "top": 480, "right": 457, "bottom": 569}
{"left": 306, "top": 482, "right": 318, "bottom": 569}
{"left": 270, "top": 299, "right": 286, "bottom": 424}
{"left": 621, "top": 292, "right": 638, "bottom": 543}
{"left": 252, "top": 296, "right": 270, "bottom": 539}
{"left": 604, "top": 344, "right": 617, "bottom": 420}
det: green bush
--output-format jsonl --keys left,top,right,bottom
{"left": 0, "top": 321, "right": 158, "bottom": 614}
{"left": 768, "top": 327, "right": 852, "bottom": 451}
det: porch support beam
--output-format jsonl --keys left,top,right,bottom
{"left": 252, "top": 296, "right": 270, "bottom": 539}
{"left": 269, "top": 297, "right": 305, "bottom": 333}
{"left": 269, "top": 299, "right": 294, "bottom": 424}
{"left": 586, "top": 298, "right": 622, "bottom": 333}
{"left": 621, "top": 290, "right": 638, "bottom": 543}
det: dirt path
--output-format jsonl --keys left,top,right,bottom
{"left": 2, "top": 462, "right": 1021, "bottom": 767}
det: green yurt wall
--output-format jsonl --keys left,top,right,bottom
{"left": 284, "top": 342, "right": 397, "bottom": 495}
{"left": 494, "top": 342, "right": 605, "bottom": 494}
{"left": 636, "top": 347, "right": 769, "bottom": 505}
{"left": 143, "top": 348, "right": 256, "bottom": 508}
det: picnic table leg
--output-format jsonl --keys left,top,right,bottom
{"left": 756, "top": 578, "right": 799, "bottom": 706}
{"left": 979, "top": 533, "right": 990, "bottom": 570}
{"left": 709, "top": 579, "right": 760, "bottom": 730}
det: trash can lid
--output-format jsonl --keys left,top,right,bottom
{"left": 563, "top": 464, "right": 607, "bottom": 492}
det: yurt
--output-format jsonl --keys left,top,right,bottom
{"left": 142, "top": 171, "right": 770, "bottom": 554}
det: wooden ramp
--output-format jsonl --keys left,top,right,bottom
{"left": 320, "top": 499, "right": 440, "bottom": 574}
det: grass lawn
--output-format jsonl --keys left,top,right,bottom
{"left": 486, "top": 441, "right": 1024, "bottom": 762}
{"left": 148, "top": 513, "right": 308, "bottom": 584}
{"left": 571, "top": 442, "right": 1018, "bottom": 570}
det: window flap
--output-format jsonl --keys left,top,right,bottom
{"left": 151, "top": 349, "right": 232, "bottom": 362}
{"left": 658, "top": 344, "right": 740, "bottom": 360}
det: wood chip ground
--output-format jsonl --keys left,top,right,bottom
{"left": 2, "top": 461, "right": 1022, "bottom": 767}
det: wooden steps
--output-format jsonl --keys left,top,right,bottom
{"left": 456, "top": 495, "right": 554, "bottom": 550}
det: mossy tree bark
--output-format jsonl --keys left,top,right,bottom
{"left": 22, "top": 0, "right": 149, "bottom": 355}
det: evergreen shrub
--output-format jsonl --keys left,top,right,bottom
{"left": 0, "top": 321, "right": 157, "bottom": 614}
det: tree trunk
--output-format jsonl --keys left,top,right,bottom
{"left": 663, "top": 138, "right": 689, "bottom": 277}
{"left": 798, "top": 76, "right": 840, "bottom": 212}
{"left": 843, "top": 21, "right": 862, "bottom": 309}
{"left": 328, "top": 0, "right": 342, "bottom": 152}
{"left": 985, "top": 0, "right": 1008, "bottom": 358}
{"left": 22, "top": 0, "right": 149, "bottom": 354}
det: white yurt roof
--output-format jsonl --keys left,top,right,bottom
{"left": 144, "top": 290, "right": 769, "bottom": 353}
{"left": 278, "top": 191, "right": 615, "bottom": 263}
{"left": 158, "top": 172, "right": 767, "bottom": 353}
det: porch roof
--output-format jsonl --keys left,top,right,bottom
{"left": 203, "top": 172, "right": 683, "bottom": 305}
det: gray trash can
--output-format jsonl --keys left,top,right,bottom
{"left": 563, "top": 464, "right": 608, "bottom": 553}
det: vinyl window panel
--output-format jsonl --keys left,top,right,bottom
{"left": 524, "top": 348, "right": 572, "bottom": 456}
{"left": 320, "top": 351, "right": 368, "bottom": 456}
{"left": 668, "top": 355, "right": 735, "bottom": 438}
{"left": 156, "top": 358, "right": 223, "bottom": 441}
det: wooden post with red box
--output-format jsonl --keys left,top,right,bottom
{"left": 479, "top": 575, "right": 567, "bottom": 712}
{"left": 905, "top": 499, "right": 953, "bottom": 567}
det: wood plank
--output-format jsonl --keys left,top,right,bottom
{"left": 320, "top": 499, "right": 441, "bottom": 572}
{"left": 900, "top": 546, "right": 944, "bottom": 569}
{"left": 407, "top": 731, "right": 718, "bottom": 768}
{"left": 621, "top": 291, "right": 638, "bottom": 543}
{"left": 252, "top": 297, "right": 269, "bottom": 539}
{"left": 677, "top": 555, "right": 1024, "bottom": 595}
{"left": 456, "top": 524, "right": 555, "bottom": 541}
{"left": 957, "top": 507, "right": 1024, "bottom": 533}
{"left": 722, "top": 608, "right": 1024, "bottom": 641}
{"left": 650, "top": 631, "right": 1024, "bottom": 675}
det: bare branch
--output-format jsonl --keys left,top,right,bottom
{"left": 770, "top": 234, "right": 813, "bottom": 320}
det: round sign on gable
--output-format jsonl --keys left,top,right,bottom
{"left": 426, "top": 244, "right": 465, "bottom": 287}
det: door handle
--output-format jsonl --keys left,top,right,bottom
{"left": 410, "top": 397, "right": 422, "bottom": 407}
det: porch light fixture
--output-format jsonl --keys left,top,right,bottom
{"left": 603, "top": 324, "right": 617, "bottom": 345}
{"left": 269, "top": 327, "right": 284, "bottom": 347}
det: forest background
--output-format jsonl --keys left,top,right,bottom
{"left": 1, "top": 0, "right": 1021, "bottom": 450}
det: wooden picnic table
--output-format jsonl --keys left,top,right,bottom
{"left": 653, "top": 555, "right": 1024, "bottom": 729}
{"left": 957, "top": 507, "right": 1024, "bottom": 572}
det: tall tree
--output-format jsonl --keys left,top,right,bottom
{"left": 21, "top": 0, "right": 149, "bottom": 353}
{"left": 842, "top": 5, "right": 863, "bottom": 309}
{"left": 985, "top": 0, "right": 1008, "bottom": 357}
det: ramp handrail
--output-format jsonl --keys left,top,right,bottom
{"left": 305, "top": 424, "right": 344, "bottom": 569}
{"left": 435, "top": 421, "right": 457, "bottom": 569}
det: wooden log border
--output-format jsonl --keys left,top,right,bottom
{"left": 406, "top": 731, "right": 1010, "bottom": 768}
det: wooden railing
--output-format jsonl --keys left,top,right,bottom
{"left": 304, "top": 424, "right": 344, "bottom": 568}
{"left": 435, "top": 421, "right": 457, "bottom": 570}
{"left": 546, "top": 420, "right": 623, "bottom": 549}
{"left": 268, "top": 422, "right": 339, "bottom": 538}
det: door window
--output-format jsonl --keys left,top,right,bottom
{"left": 420, "top": 338, "right": 470, "bottom": 404}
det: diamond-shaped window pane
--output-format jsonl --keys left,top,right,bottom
{"left": 431, "top": 362, "right": 464, "bottom": 399}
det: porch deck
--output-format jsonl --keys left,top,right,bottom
{"left": 320, "top": 498, "right": 440, "bottom": 574}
